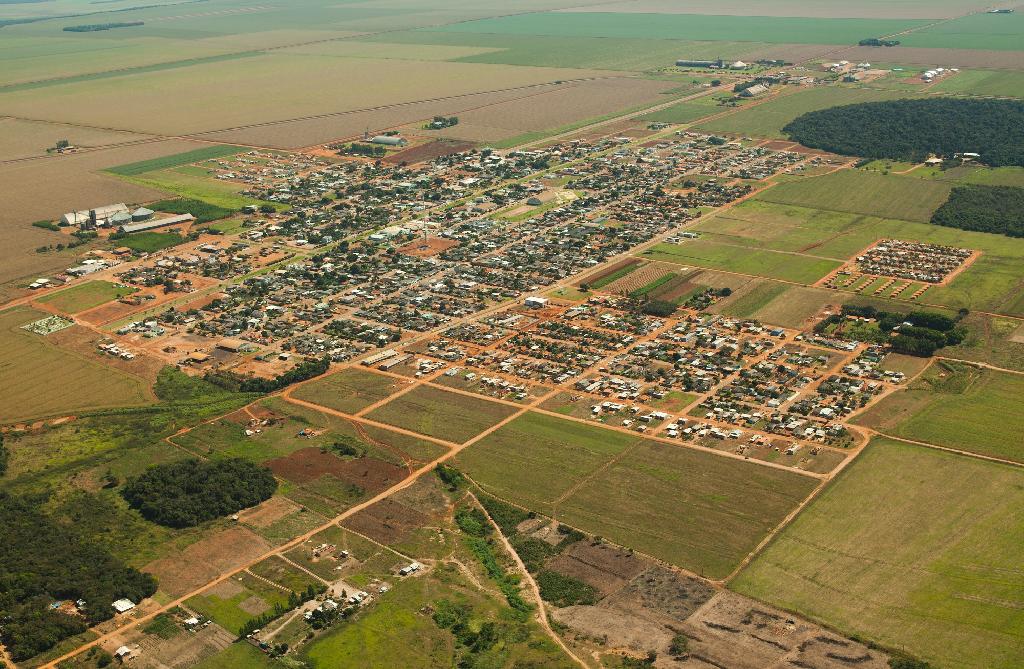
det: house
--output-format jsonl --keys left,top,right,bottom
{"left": 114, "top": 646, "right": 138, "bottom": 663}
{"left": 112, "top": 598, "right": 136, "bottom": 614}
{"left": 369, "top": 135, "right": 407, "bottom": 147}
{"left": 524, "top": 296, "right": 549, "bottom": 309}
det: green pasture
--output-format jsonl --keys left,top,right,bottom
{"left": 642, "top": 239, "right": 841, "bottom": 283}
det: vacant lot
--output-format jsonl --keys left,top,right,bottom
{"left": 733, "top": 438, "right": 1024, "bottom": 669}
{"left": 365, "top": 385, "right": 517, "bottom": 443}
{"left": 758, "top": 169, "right": 952, "bottom": 223}
{"left": 457, "top": 412, "right": 817, "bottom": 578}
{"left": 38, "top": 280, "right": 136, "bottom": 314}
{"left": 291, "top": 368, "right": 408, "bottom": 414}
{"left": 0, "top": 307, "right": 152, "bottom": 423}
{"left": 852, "top": 360, "right": 1024, "bottom": 462}
{"left": 642, "top": 239, "right": 841, "bottom": 284}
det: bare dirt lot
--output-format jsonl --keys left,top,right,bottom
{"left": 266, "top": 447, "right": 405, "bottom": 491}
{"left": 237, "top": 496, "right": 302, "bottom": 529}
{"left": 383, "top": 139, "right": 476, "bottom": 164}
{"left": 397, "top": 236, "right": 460, "bottom": 257}
{"left": 341, "top": 497, "right": 430, "bottom": 545}
{"left": 547, "top": 541, "right": 651, "bottom": 596}
{"left": 143, "top": 527, "right": 274, "bottom": 597}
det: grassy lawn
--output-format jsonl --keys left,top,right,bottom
{"left": 457, "top": 412, "right": 817, "bottom": 579}
{"left": 852, "top": 360, "right": 1024, "bottom": 462}
{"left": 642, "top": 100, "right": 717, "bottom": 124}
{"left": 186, "top": 571, "right": 293, "bottom": 636}
{"left": 733, "top": 438, "right": 1024, "bottom": 669}
{"left": 291, "top": 368, "right": 407, "bottom": 415}
{"left": 716, "top": 281, "right": 789, "bottom": 318}
{"left": 642, "top": 240, "right": 841, "bottom": 284}
{"left": 38, "top": 280, "right": 136, "bottom": 314}
{"left": 365, "top": 385, "right": 517, "bottom": 444}
{"left": 0, "top": 307, "right": 152, "bottom": 423}
{"left": 931, "top": 69, "right": 1024, "bottom": 99}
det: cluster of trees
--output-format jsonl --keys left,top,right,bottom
{"left": 534, "top": 570, "right": 599, "bottom": 607}
{"left": 783, "top": 98, "right": 1024, "bottom": 167}
{"left": 0, "top": 433, "right": 8, "bottom": 477}
{"left": 347, "top": 142, "right": 387, "bottom": 157}
{"left": 63, "top": 21, "right": 144, "bottom": 32}
{"left": 0, "top": 493, "right": 157, "bottom": 661}
{"left": 122, "top": 458, "right": 277, "bottom": 528}
{"left": 858, "top": 37, "right": 900, "bottom": 46}
{"left": 431, "top": 598, "right": 533, "bottom": 665}
{"left": 454, "top": 505, "right": 532, "bottom": 614}
{"left": 428, "top": 116, "right": 460, "bottom": 129}
{"left": 207, "top": 355, "right": 330, "bottom": 393}
{"left": 818, "top": 305, "right": 967, "bottom": 357}
{"left": 329, "top": 435, "right": 366, "bottom": 458}
{"left": 931, "top": 184, "right": 1024, "bottom": 238}
{"left": 148, "top": 198, "right": 233, "bottom": 224}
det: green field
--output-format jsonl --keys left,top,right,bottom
{"left": 757, "top": 169, "right": 952, "bottom": 223}
{"left": 641, "top": 100, "right": 719, "bottom": 124}
{"left": 899, "top": 11, "right": 1024, "bottom": 51}
{"left": 456, "top": 411, "right": 817, "bottom": 578}
{"left": 186, "top": 572, "right": 292, "bottom": 636}
{"left": 852, "top": 360, "right": 1024, "bottom": 462}
{"left": 118, "top": 231, "right": 184, "bottom": 253}
{"left": 931, "top": 69, "right": 1024, "bottom": 98}
{"left": 106, "top": 145, "right": 245, "bottom": 176}
{"left": 695, "top": 87, "right": 919, "bottom": 138}
{"left": 38, "top": 280, "right": 136, "bottom": 314}
{"left": 291, "top": 368, "right": 407, "bottom": 415}
{"left": 193, "top": 643, "right": 277, "bottom": 669}
{"left": 0, "top": 307, "right": 152, "bottom": 422}
{"left": 436, "top": 12, "right": 926, "bottom": 45}
{"left": 716, "top": 281, "right": 790, "bottom": 318}
{"left": 642, "top": 239, "right": 842, "bottom": 283}
{"left": 733, "top": 438, "right": 1024, "bottom": 669}
{"left": 938, "top": 313, "right": 1024, "bottom": 372}
{"left": 365, "top": 385, "right": 518, "bottom": 444}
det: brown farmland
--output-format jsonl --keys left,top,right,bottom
{"left": 266, "top": 447, "right": 405, "bottom": 491}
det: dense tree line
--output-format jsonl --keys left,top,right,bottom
{"left": 0, "top": 494, "right": 157, "bottom": 661}
{"left": 783, "top": 98, "right": 1024, "bottom": 167}
{"left": 0, "top": 433, "right": 8, "bottom": 477}
{"left": 122, "top": 458, "right": 277, "bottom": 528}
{"left": 206, "top": 355, "right": 329, "bottom": 393}
{"left": 817, "top": 305, "right": 967, "bottom": 357}
{"left": 931, "top": 184, "right": 1024, "bottom": 238}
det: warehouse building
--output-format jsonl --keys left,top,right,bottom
{"left": 61, "top": 203, "right": 129, "bottom": 228}
{"left": 369, "top": 135, "right": 408, "bottom": 147}
{"left": 119, "top": 213, "right": 194, "bottom": 234}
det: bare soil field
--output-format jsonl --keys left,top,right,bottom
{"left": 0, "top": 55, "right": 614, "bottom": 136}
{"left": 840, "top": 46, "right": 1024, "bottom": 70}
{"left": 383, "top": 139, "right": 475, "bottom": 164}
{"left": 236, "top": 496, "right": 302, "bottom": 529}
{"left": 266, "top": 447, "right": 405, "bottom": 491}
{"left": 580, "top": 258, "right": 641, "bottom": 287}
{"left": 341, "top": 497, "right": 430, "bottom": 545}
{"left": 440, "top": 77, "right": 677, "bottom": 143}
{"left": 0, "top": 117, "right": 153, "bottom": 162}
{"left": 605, "top": 566, "right": 716, "bottom": 622}
{"left": 48, "top": 323, "right": 164, "bottom": 387}
{"left": 397, "top": 236, "right": 460, "bottom": 257}
{"left": 143, "top": 526, "right": 274, "bottom": 597}
{"left": 130, "top": 618, "right": 235, "bottom": 669}
{"left": 546, "top": 541, "right": 651, "bottom": 596}
{"left": 557, "top": 0, "right": 990, "bottom": 19}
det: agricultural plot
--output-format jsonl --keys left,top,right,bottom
{"left": 695, "top": 87, "right": 919, "bottom": 138}
{"left": 757, "top": 169, "right": 952, "bottom": 223}
{"left": 0, "top": 118, "right": 150, "bottom": 162}
{"left": 365, "top": 385, "right": 518, "bottom": 443}
{"left": 557, "top": 0, "right": 992, "bottom": 19}
{"left": 931, "top": 68, "right": 1024, "bottom": 98}
{"left": 733, "top": 438, "right": 1024, "bottom": 669}
{"left": 642, "top": 239, "right": 842, "bottom": 284}
{"left": 852, "top": 360, "right": 1024, "bottom": 462}
{"left": 642, "top": 100, "right": 718, "bottom": 125}
{"left": 37, "top": 280, "right": 137, "bottom": 314}
{"left": 0, "top": 307, "right": 152, "bottom": 423}
{"left": 899, "top": 11, "right": 1024, "bottom": 51}
{"left": 185, "top": 571, "right": 293, "bottom": 636}
{"left": 938, "top": 313, "right": 1024, "bottom": 372}
{"left": 106, "top": 145, "right": 246, "bottom": 177}
{"left": 436, "top": 12, "right": 926, "bottom": 45}
{"left": 290, "top": 368, "right": 408, "bottom": 415}
{"left": 456, "top": 412, "right": 817, "bottom": 578}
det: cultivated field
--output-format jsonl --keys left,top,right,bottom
{"left": 456, "top": 411, "right": 818, "bottom": 578}
{"left": 733, "top": 438, "right": 1024, "bottom": 669}
{"left": 852, "top": 360, "right": 1024, "bottom": 462}
{"left": 365, "top": 385, "right": 518, "bottom": 443}
{"left": 0, "top": 307, "right": 153, "bottom": 423}
{"left": 557, "top": 0, "right": 995, "bottom": 19}
{"left": 642, "top": 239, "right": 842, "bottom": 284}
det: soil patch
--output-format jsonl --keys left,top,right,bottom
{"left": 237, "top": 496, "right": 301, "bottom": 529}
{"left": 397, "top": 236, "right": 459, "bottom": 257}
{"left": 144, "top": 527, "right": 273, "bottom": 597}
{"left": 341, "top": 497, "right": 430, "bottom": 545}
{"left": 384, "top": 139, "right": 475, "bottom": 164}
{"left": 266, "top": 447, "right": 405, "bottom": 491}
